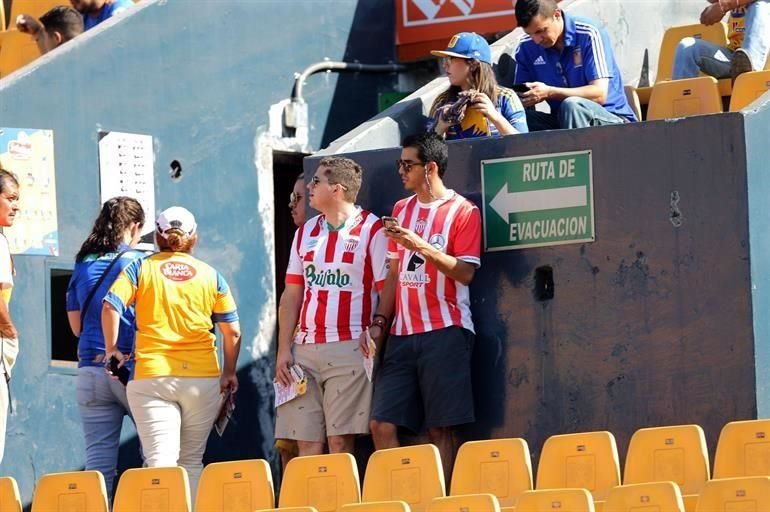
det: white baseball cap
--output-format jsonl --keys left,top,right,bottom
{"left": 155, "top": 206, "right": 197, "bottom": 239}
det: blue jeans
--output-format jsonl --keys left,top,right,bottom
{"left": 526, "top": 97, "right": 628, "bottom": 131}
{"left": 77, "top": 366, "right": 133, "bottom": 498}
{"left": 673, "top": 0, "right": 770, "bottom": 79}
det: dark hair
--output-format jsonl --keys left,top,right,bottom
{"left": 156, "top": 231, "right": 197, "bottom": 253}
{"left": 402, "top": 132, "right": 448, "bottom": 178}
{"left": 319, "top": 156, "right": 363, "bottom": 203}
{"left": 515, "top": 0, "right": 558, "bottom": 28}
{"left": 40, "top": 6, "right": 84, "bottom": 42}
{"left": 431, "top": 59, "right": 500, "bottom": 118}
{"left": 76, "top": 197, "right": 145, "bottom": 262}
{"left": 0, "top": 169, "right": 19, "bottom": 195}
{"left": 295, "top": 172, "right": 304, "bottom": 182}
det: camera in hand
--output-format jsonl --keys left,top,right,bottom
{"left": 108, "top": 356, "right": 130, "bottom": 386}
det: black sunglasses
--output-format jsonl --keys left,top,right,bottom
{"left": 395, "top": 159, "right": 426, "bottom": 172}
{"left": 310, "top": 175, "right": 348, "bottom": 190}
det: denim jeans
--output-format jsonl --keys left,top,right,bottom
{"left": 77, "top": 366, "right": 132, "bottom": 498}
{"left": 526, "top": 97, "right": 628, "bottom": 131}
{"left": 673, "top": 0, "right": 770, "bottom": 79}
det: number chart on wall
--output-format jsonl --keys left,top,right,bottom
{"left": 98, "top": 131, "right": 155, "bottom": 250}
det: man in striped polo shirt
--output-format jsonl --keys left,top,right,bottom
{"left": 275, "top": 157, "right": 389, "bottom": 456}
{"left": 367, "top": 132, "right": 481, "bottom": 480}
{"left": 513, "top": 0, "right": 637, "bottom": 130}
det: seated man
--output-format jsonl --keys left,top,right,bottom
{"left": 71, "top": 0, "right": 135, "bottom": 31}
{"left": 16, "top": 6, "right": 84, "bottom": 55}
{"left": 513, "top": 0, "right": 637, "bottom": 131}
{"left": 672, "top": 0, "right": 770, "bottom": 81}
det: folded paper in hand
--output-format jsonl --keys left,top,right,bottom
{"left": 214, "top": 389, "right": 236, "bottom": 437}
{"left": 363, "top": 330, "right": 376, "bottom": 382}
{"left": 274, "top": 364, "right": 307, "bottom": 408}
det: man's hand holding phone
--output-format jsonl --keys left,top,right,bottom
{"left": 382, "top": 215, "right": 427, "bottom": 252}
{"left": 518, "top": 82, "right": 552, "bottom": 108}
{"left": 382, "top": 216, "right": 401, "bottom": 233}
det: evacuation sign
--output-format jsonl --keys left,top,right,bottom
{"left": 481, "top": 150, "right": 595, "bottom": 251}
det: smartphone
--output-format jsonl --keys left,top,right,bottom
{"left": 108, "top": 356, "right": 130, "bottom": 386}
{"left": 512, "top": 83, "right": 531, "bottom": 93}
{"left": 381, "top": 216, "right": 400, "bottom": 232}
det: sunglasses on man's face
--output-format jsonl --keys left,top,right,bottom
{"left": 310, "top": 175, "right": 348, "bottom": 190}
{"left": 396, "top": 159, "right": 426, "bottom": 172}
{"left": 289, "top": 192, "right": 302, "bottom": 205}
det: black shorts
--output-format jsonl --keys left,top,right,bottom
{"left": 371, "top": 326, "right": 475, "bottom": 433}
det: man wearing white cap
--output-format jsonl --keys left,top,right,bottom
{"left": 102, "top": 206, "right": 241, "bottom": 496}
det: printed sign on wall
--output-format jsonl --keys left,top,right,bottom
{"left": 400, "top": 0, "right": 514, "bottom": 29}
{"left": 481, "top": 150, "right": 595, "bottom": 251}
{"left": 0, "top": 128, "right": 58, "bottom": 256}
{"left": 98, "top": 131, "right": 155, "bottom": 249}
{"left": 396, "top": 0, "right": 520, "bottom": 61}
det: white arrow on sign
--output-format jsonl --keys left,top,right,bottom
{"left": 489, "top": 183, "right": 588, "bottom": 221}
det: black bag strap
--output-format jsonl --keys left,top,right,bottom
{"left": 80, "top": 249, "right": 133, "bottom": 322}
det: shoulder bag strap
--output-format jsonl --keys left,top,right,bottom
{"left": 80, "top": 249, "right": 132, "bottom": 322}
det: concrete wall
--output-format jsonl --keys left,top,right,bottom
{"left": 0, "top": 0, "right": 394, "bottom": 504}
{"left": 564, "top": 0, "right": 707, "bottom": 84}
{"left": 744, "top": 94, "right": 770, "bottom": 417}
{"left": 306, "top": 111, "right": 757, "bottom": 468}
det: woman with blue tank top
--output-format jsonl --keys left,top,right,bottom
{"left": 65, "top": 196, "right": 145, "bottom": 498}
